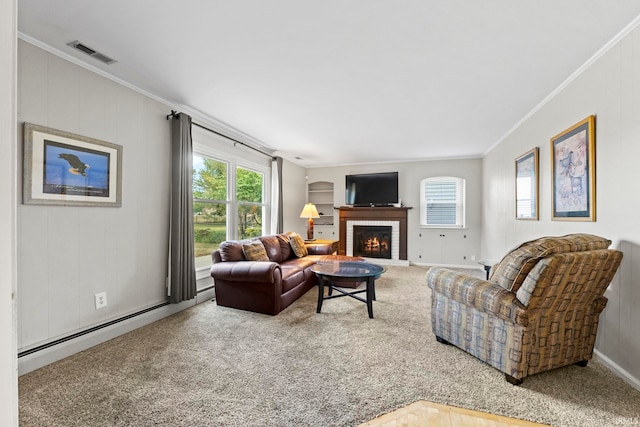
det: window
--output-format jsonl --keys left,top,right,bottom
{"left": 420, "top": 176, "right": 465, "bottom": 228}
{"left": 235, "top": 166, "right": 264, "bottom": 239}
{"left": 192, "top": 155, "right": 269, "bottom": 270}
{"left": 193, "top": 155, "right": 228, "bottom": 270}
{"left": 516, "top": 175, "right": 535, "bottom": 218}
{"left": 191, "top": 125, "right": 271, "bottom": 272}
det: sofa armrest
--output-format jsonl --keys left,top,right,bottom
{"left": 427, "top": 267, "right": 529, "bottom": 327}
{"left": 211, "top": 261, "right": 280, "bottom": 283}
{"left": 306, "top": 242, "right": 336, "bottom": 255}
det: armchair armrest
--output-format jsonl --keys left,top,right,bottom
{"left": 427, "top": 267, "right": 529, "bottom": 327}
{"left": 211, "top": 261, "right": 280, "bottom": 283}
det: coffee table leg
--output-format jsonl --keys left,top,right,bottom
{"left": 316, "top": 276, "right": 325, "bottom": 313}
{"left": 366, "top": 277, "right": 374, "bottom": 318}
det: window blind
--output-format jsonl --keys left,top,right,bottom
{"left": 421, "top": 177, "right": 465, "bottom": 227}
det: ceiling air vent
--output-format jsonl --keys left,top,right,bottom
{"left": 66, "top": 40, "right": 117, "bottom": 65}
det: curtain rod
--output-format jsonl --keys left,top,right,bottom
{"left": 166, "top": 110, "right": 274, "bottom": 159}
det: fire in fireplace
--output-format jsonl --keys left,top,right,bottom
{"left": 353, "top": 226, "right": 392, "bottom": 259}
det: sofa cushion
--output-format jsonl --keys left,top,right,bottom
{"left": 276, "top": 234, "right": 294, "bottom": 260}
{"left": 218, "top": 240, "right": 248, "bottom": 262}
{"left": 259, "top": 235, "right": 283, "bottom": 262}
{"left": 280, "top": 265, "right": 306, "bottom": 293}
{"left": 289, "top": 233, "right": 308, "bottom": 258}
{"left": 242, "top": 240, "right": 269, "bottom": 261}
{"left": 283, "top": 256, "right": 318, "bottom": 271}
{"left": 490, "top": 234, "right": 611, "bottom": 292}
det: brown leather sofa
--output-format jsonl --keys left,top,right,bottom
{"left": 210, "top": 233, "right": 335, "bottom": 315}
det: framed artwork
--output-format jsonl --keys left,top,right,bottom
{"left": 23, "top": 122, "right": 122, "bottom": 207}
{"left": 515, "top": 147, "right": 539, "bottom": 220}
{"left": 550, "top": 115, "right": 595, "bottom": 221}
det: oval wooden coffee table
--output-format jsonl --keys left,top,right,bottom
{"left": 310, "top": 261, "right": 386, "bottom": 318}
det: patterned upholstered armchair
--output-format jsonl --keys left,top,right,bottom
{"left": 427, "top": 234, "right": 623, "bottom": 385}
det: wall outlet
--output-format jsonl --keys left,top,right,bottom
{"left": 471, "top": 255, "right": 476, "bottom": 261}
{"left": 95, "top": 292, "right": 107, "bottom": 310}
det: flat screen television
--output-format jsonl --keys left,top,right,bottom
{"left": 345, "top": 172, "right": 399, "bottom": 207}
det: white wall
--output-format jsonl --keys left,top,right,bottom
{"left": 306, "top": 158, "right": 482, "bottom": 266}
{"left": 282, "top": 158, "right": 308, "bottom": 235}
{"left": 1, "top": 0, "right": 18, "bottom": 424}
{"left": 482, "top": 24, "right": 640, "bottom": 387}
{"left": 17, "top": 40, "right": 172, "bottom": 352}
{"left": 15, "top": 40, "right": 311, "bottom": 374}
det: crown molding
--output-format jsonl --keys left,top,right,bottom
{"left": 484, "top": 13, "right": 640, "bottom": 157}
{"left": 17, "top": 32, "right": 273, "bottom": 155}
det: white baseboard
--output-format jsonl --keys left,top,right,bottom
{"left": 594, "top": 349, "right": 640, "bottom": 392}
{"left": 411, "top": 262, "right": 484, "bottom": 271}
{"left": 361, "top": 257, "right": 410, "bottom": 267}
{"left": 197, "top": 287, "right": 216, "bottom": 304}
{"left": 18, "top": 294, "right": 213, "bottom": 375}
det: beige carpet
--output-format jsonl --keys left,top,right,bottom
{"left": 19, "top": 266, "right": 640, "bottom": 426}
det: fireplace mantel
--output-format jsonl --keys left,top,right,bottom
{"left": 338, "top": 206, "right": 411, "bottom": 260}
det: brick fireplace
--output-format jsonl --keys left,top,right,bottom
{"left": 338, "top": 207, "right": 410, "bottom": 265}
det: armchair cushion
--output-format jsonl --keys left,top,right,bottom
{"left": 515, "top": 249, "right": 622, "bottom": 307}
{"left": 490, "top": 233, "right": 611, "bottom": 293}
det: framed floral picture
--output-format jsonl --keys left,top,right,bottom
{"left": 550, "top": 115, "right": 595, "bottom": 221}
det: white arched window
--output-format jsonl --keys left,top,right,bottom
{"left": 420, "top": 176, "right": 465, "bottom": 228}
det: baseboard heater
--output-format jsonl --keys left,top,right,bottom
{"left": 17, "top": 301, "right": 170, "bottom": 358}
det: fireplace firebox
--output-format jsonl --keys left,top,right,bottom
{"left": 353, "top": 226, "right": 392, "bottom": 259}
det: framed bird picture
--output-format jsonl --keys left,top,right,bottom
{"left": 550, "top": 115, "right": 595, "bottom": 221}
{"left": 23, "top": 123, "right": 122, "bottom": 207}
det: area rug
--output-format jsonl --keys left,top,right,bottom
{"left": 359, "top": 400, "right": 550, "bottom": 426}
{"left": 19, "top": 266, "right": 640, "bottom": 426}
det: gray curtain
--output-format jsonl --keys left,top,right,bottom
{"left": 272, "top": 156, "right": 284, "bottom": 233}
{"left": 168, "top": 113, "right": 197, "bottom": 303}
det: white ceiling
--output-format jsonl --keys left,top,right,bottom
{"left": 17, "top": 1, "right": 640, "bottom": 168}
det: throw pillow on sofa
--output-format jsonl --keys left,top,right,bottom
{"left": 289, "top": 233, "right": 308, "bottom": 258}
{"left": 242, "top": 240, "right": 270, "bottom": 261}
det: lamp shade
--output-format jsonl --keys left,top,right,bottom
{"left": 299, "top": 203, "right": 320, "bottom": 219}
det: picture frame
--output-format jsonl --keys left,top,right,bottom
{"left": 550, "top": 115, "right": 595, "bottom": 221}
{"left": 23, "top": 122, "right": 122, "bottom": 207}
{"left": 515, "top": 147, "right": 539, "bottom": 220}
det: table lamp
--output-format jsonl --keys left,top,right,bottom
{"left": 299, "top": 203, "right": 320, "bottom": 240}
